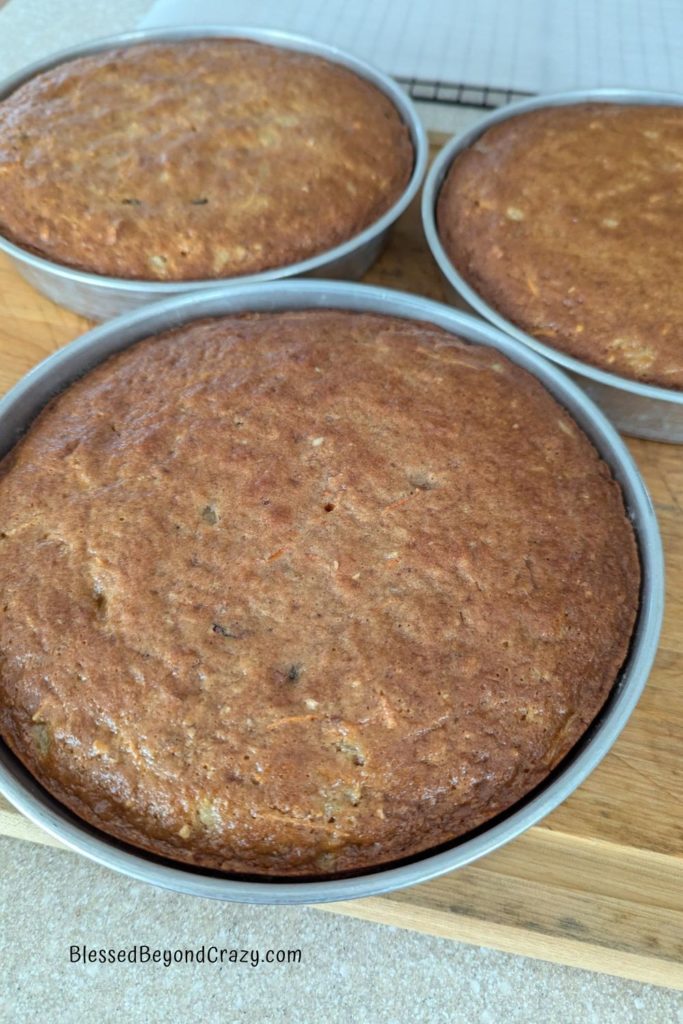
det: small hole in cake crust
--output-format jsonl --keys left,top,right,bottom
{"left": 212, "top": 623, "right": 237, "bottom": 638}
{"left": 93, "top": 586, "right": 107, "bottom": 620}
{"left": 323, "top": 502, "right": 335, "bottom": 512}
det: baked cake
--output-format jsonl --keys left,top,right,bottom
{"left": 0, "top": 39, "right": 413, "bottom": 280}
{"left": 437, "top": 103, "right": 683, "bottom": 390}
{"left": 0, "top": 311, "right": 640, "bottom": 876}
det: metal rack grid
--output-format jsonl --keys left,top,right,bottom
{"left": 397, "top": 78, "right": 534, "bottom": 108}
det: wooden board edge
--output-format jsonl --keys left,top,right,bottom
{"left": 317, "top": 898, "right": 683, "bottom": 992}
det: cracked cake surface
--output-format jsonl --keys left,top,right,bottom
{"left": 437, "top": 102, "right": 683, "bottom": 389}
{"left": 0, "top": 39, "right": 413, "bottom": 281}
{"left": 0, "top": 310, "right": 639, "bottom": 875}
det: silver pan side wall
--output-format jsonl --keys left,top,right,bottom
{"left": 0, "top": 27, "right": 428, "bottom": 321}
{"left": 0, "top": 281, "right": 664, "bottom": 904}
{"left": 421, "top": 89, "right": 683, "bottom": 443}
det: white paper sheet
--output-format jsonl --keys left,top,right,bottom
{"left": 140, "top": 0, "right": 683, "bottom": 94}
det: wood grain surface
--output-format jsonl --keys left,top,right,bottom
{"left": 0, "top": 141, "right": 681, "bottom": 990}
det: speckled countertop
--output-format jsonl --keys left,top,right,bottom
{"left": 3, "top": 836, "right": 682, "bottom": 1024}
{"left": 0, "top": 3, "right": 682, "bottom": 1022}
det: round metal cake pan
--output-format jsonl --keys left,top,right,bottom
{"left": 0, "top": 280, "right": 663, "bottom": 905}
{"left": 0, "top": 27, "right": 427, "bottom": 322}
{"left": 422, "top": 88, "right": 683, "bottom": 443}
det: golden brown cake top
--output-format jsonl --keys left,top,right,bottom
{"left": 437, "top": 103, "right": 683, "bottom": 390}
{"left": 0, "top": 40, "right": 413, "bottom": 280}
{"left": 0, "top": 311, "right": 639, "bottom": 876}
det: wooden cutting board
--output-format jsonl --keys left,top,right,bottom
{"left": 0, "top": 140, "right": 681, "bottom": 990}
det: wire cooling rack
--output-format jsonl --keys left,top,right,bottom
{"left": 397, "top": 78, "right": 533, "bottom": 108}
